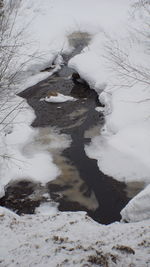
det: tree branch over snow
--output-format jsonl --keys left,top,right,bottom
{"left": 103, "top": 1, "right": 150, "bottom": 91}
{"left": 0, "top": 0, "right": 22, "bottom": 84}
{"left": 105, "top": 42, "right": 150, "bottom": 86}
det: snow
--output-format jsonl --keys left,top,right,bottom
{"left": 68, "top": 14, "right": 150, "bottom": 187}
{"left": 0, "top": 206, "right": 150, "bottom": 266}
{"left": 44, "top": 93, "right": 76, "bottom": 103}
{"left": 1, "top": 0, "right": 131, "bottom": 89}
{"left": 69, "top": 50, "right": 108, "bottom": 91}
{"left": 84, "top": 40, "right": 150, "bottom": 199}
{"left": 121, "top": 184, "right": 150, "bottom": 223}
{"left": 85, "top": 121, "right": 150, "bottom": 185}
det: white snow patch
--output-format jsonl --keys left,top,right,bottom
{"left": 86, "top": 122, "right": 150, "bottom": 184}
{"left": 69, "top": 50, "right": 108, "bottom": 91}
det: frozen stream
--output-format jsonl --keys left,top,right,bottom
{"left": 0, "top": 33, "right": 130, "bottom": 224}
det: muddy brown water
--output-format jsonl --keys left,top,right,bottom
{"left": 0, "top": 32, "right": 131, "bottom": 224}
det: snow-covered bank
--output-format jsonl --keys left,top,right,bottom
{"left": 0, "top": 94, "right": 71, "bottom": 198}
{"left": 0, "top": 206, "right": 149, "bottom": 267}
{"left": 68, "top": 1, "right": 150, "bottom": 222}
{"left": 70, "top": 20, "right": 150, "bottom": 187}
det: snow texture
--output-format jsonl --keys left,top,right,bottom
{"left": 0, "top": 207, "right": 150, "bottom": 267}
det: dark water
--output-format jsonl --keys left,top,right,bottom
{"left": 0, "top": 32, "right": 130, "bottom": 224}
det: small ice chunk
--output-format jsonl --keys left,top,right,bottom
{"left": 45, "top": 93, "right": 76, "bottom": 103}
{"left": 95, "top": 106, "right": 104, "bottom": 112}
{"left": 42, "top": 193, "right": 50, "bottom": 199}
{"left": 35, "top": 202, "right": 58, "bottom": 215}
